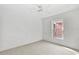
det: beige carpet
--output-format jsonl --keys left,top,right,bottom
{"left": 0, "top": 40, "right": 78, "bottom": 55}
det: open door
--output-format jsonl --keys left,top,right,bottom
{"left": 53, "top": 20, "right": 64, "bottom": 40}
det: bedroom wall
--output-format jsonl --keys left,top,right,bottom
{"left": 0, "top": 5, "right": 3, "bottom": 50}
{"left": 43, "top": 8, "right": 79, "bottom": 50}
{"left": 0, "top": 5, "right": 42, "bottom": 51}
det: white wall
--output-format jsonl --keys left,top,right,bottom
{"left": 43, "top": 8, "right": 79, "bottom": 50}
{"left": 0, "top": 5, "right": 3, "bottom": 50}
{"left": 0, "top": 5, "right": 42, "bottom": 51}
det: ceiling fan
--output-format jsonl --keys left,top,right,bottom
{"left": 36, "top": 5, "right": 43, "bottom": 12}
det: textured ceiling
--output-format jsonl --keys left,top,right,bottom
{"left": 1, "top": 4, "right": 79, "bottom": 18}
{"left": 31, "top": 4, "right": 79, "bottom": 18}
